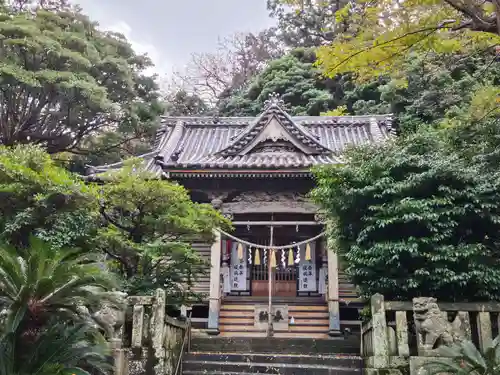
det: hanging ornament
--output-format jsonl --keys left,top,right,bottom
{"left": 263, "top": 248, "right": 268, "bottom": 265}
{"left": 237, "top": 243, "right": 244, "bottom": 260}
{"left": 305, "top": 243, "right": 312, "bottom": 261}
{"left": 288, "top": 248, "right": 294, "bottom": 266}
{"left": 281, "top": 249, "right": 285, "bottom": 268}
{"left": 295, "top": 245, "right": 301, "bottom": 264}
{"left": 248, "top": 247, "right": 253, "bottom": 265}
{"left": 270, "top": 249, "right": 277, "bottom": 268}
{"left": 254, "top": 248, "right": 261, "bottom": 265}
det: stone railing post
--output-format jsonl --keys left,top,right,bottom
{"left": 151, "top": 288, "right": 166, "bottom": 375}
{"left": 111, "top": 337, "right": 128, "bottom": 375}
{"left": 327, "top": 246, "right": 341, "bottom": 336}
{"left": 370, "top": 293, "right": 389, "bottom": 368}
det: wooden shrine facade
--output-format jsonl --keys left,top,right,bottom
{"left": 89, "top": 94, "right": 395, "bottom": 338}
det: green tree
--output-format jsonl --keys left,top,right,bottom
{"left": 311, "top": 130, "right": 500, "bottom": 301}
{"left": 345, "top": 51, "right": 500, "bottom": 132}
{"left": 0, "top": 145, "right": 98, "bottom": 249}
{"left": 218, "top": 48, "right": 343, "bottom": 116}
{"left": 0, "top": 1, "right": 163, "bottom": 158}
{"left": 309, "top": 0, "right": 500, "bottom": 81}
{"left": 267, "top": 0, "right": 347, "bottom": 47}
{"left": 164, "top": 89, "right": 210, "bottom": 116}
{"left": 95, "top": 160, "right": 231, "bottom": 300}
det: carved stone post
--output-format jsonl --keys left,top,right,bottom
{"left": 151, "top": 289, "right": 166, "bottom": 375}
{"left": 477, "top": 312, "right": 492, "bottom": 353}
{"left": 111, "top": 337, "right": 128, "bottom": 375}
{"left": 370, "top": 293, "right": 389, "bottom": 368}
{"left": 327, "top": 247, "right": 341, "bottom": 336}
{"left": 207, "top": 229, "right": 222, "bottom": 335}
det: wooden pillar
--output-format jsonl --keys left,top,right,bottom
{"left": 327, "top": 248, "right": 341, "bottom": 336}
{"left": 207, "top": 230, "right": 222, "bottom": 335}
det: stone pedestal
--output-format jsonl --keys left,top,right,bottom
{"left": 254, "top": 305, "right": 289, "bottom": 331}
{"left": 409, "top": 356, "right": 453, "bottom": 375}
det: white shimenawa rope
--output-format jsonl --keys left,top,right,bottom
{"left": 218, "top": 229, "right": 326, "bottom": 250}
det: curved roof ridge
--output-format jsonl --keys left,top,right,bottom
{"left": 214, "top": 103, "right": 334, "bottom": 157}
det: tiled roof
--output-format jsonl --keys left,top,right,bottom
{"left": 89, "top": 98, "right": 395, "bottom": 177}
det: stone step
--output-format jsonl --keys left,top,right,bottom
{"left": 185, "top": 352, "right": 361, "bottom": 367}
{"left": 182, "top": 358, "right": 362, "bottom": 375}
{"left": 184, "top": 372, "right": 360, "bottom": 375}
{"left": 189, "top": 337, "right": 360, "bottom": 355}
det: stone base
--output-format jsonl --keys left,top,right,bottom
{"left": 364, "top": 355, "right": 410, "bottom": 375}
{"left": 364, "top": 369, "right": 404, "bottom": 375}
{"left": 328, "top": 329, "right": 342, "bottom": 337}
{"left": 409, "top": 356, "right": 452, "bottom": 375}
{"left": 206, "top": 328, "right": 220, "bottom": 336}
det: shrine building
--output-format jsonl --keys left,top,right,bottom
{"left": 90, "top": 95, "right": 395, "bottom": 338}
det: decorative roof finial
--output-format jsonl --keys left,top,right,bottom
{"left": 212, "top": 109, "right": 220, "bottom": 124}
{"left": 264, "top": 92, "right": 285, "bottom": 109}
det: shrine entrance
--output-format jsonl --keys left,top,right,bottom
{"left": 251, "top": 247, "right": 297, "bottom": 297}
{"left": 220, "top": 216, "right": 328, "bottom": 337}
{"left": 225, "top": 220, "right": 323, "bottom": 299}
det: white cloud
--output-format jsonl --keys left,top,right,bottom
{"left": 102, "top": 21, "right": 170, "bottom": 78}
{"left": 70, "top": 1, "right": 170, "bottom": 79}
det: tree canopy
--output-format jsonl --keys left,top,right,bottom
{"left": 0, "top": 144, "right": 97, "bottom": 249}
{"left": 312, "top": 129, "right": 500, "bottom": 301}
{"left": 310, "top": 0, "right": 500, "bottom": 81}
{"left": 0, "top": 145, "right": 230, "bottom": 300}
{"left": 94, "top": 160, "right": 231, "bottom": 299}
{"left": 218, "top": 48, "right": 344, "bottom": 116}
{"left": 0, "top": 1, "right": 163, "bottom": 159}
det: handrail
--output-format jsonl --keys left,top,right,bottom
{"left": 174, "top": 310, "right": 192, "bottom": 375}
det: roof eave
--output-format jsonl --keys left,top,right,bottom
{"left": 163, "top": 168, "right": 316, "bottom": 179}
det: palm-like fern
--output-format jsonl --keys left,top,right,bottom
{"left": 0, "top": 321, "right": 112, "bottom": 375}
{"left": 0, "top": 238, "right": 126, "bottom": 374}
{"left": 424, "top": 337, "right": 500, "bottom": 375}
{"left": 0, "top": 237, "right": 123, "bottom": 334}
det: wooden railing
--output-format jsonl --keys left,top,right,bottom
{"left": 362, "top": 294, "right": 500, "bottom": 374}
{"left": 113, "top": 289, "right": 189, "bottom": 375}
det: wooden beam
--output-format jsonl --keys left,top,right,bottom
{"left": 232, "top": 221, "right": 319, "bottom": 226}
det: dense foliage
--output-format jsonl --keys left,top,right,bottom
{"left": 0, "top": 145, "right": 97, "bottom": 249}
{"left": 346, "top": 51, "right": 500, "bottom": 131}
{"left": 266, "top": 0, "right": 345, "bottom": 47}
{"left": 424, "top": 336, "right": 500, "bottom": 375}
{"left": 311, "top": 0, "right": 500, "bottom": 81}
{"left": 0, "top": 145, "right": 229, "bottom": 301}
{"left": 0, "top": 238, "right": 121, "bottom": 375}
{"left": 0, "top": 0, "right": 163, "bottom": 163}
{"left": 312, "top": 129, "right": 500, "bottom": 301}
{"left": 94, "top": 161, "right": 231, "bottom": 299}
{"left": 219, "top": 48, "right": 348, "bottom": 116}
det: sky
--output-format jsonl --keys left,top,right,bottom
{"left": 73, "top": 0, "right": 276, "bottom": 77}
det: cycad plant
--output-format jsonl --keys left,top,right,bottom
{"left": 0, "top": 237, "right": 125, "bottom": 374}
{"left": 0, "top": 322, "right": 112, "bottom": 375}
{"left": 424, "top": 337, "right": 500, "bottom": 375}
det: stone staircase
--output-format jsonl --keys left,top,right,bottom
{"left": 219, "top": 298, "right": 330, "bottom": 338}
{"left": 182, "top": 336, "right": 362, "bottom": 374}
